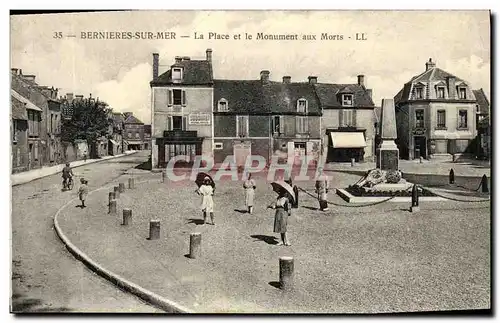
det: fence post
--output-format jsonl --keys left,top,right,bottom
{"left": 108, "top": 191, "right": 115, "bottom": 205}
{"left": 109, "top": 199, "right": 117, "bottom": 215}
{"left": 351, "top": 158, "right": 355, "bottom": 167}
{"left": 149, "top": 220, "right": 160, "bottom": 240}
{"left": 189, "top": 233, "right": 202, "bottom": 259}
{"left": 119, "top": 182, "right": 125, "bottom": 193}
{"left": 122, "top": 208, "right": 132, "bottom": 225}
{"left": 279, "top": 256, "right": 294, "bottom": 291}
{"left": 128, "top": 177, "right": 135, "bottom": 189}
{"left": 449, "top": 169, "right": 455, "bottom": 184}
{"left": 481, "top": 174, "right": 489, "bottom": 193}
{"left": 410, "top": 184, "right": 420, "bottom": 213}
{"left": 162, "top": 170, "right": 165, "bottom": 183}
{"left": 114, "top": 186, "right": 120, "bottom": 199}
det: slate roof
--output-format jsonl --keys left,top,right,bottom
{"left": 473, "top": 89, "right": 490, "bottom": 115}
{"left": 213, "top": 80, "right": 265, "bottom": 113}
{"left": 263, "top": 82, "right": 322, "bottom": 115}
{"left": 112, "top": 112, "right": 125, "bottom": 124}
{"left": 11, "top": 95, "right": 27, "bottom": 120}
{"left": 313, "top": 83, "right": 375, "bottom": 108}
{"left": 124, "top": 114, "right": 144, "bottom": 124}
{"left": 151, "top": 60, "right": 213, "bottom": 86}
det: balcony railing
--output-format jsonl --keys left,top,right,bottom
{"left": 163, "top": 130, "right": 198, "bottom": 139}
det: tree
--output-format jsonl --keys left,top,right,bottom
{"left": 61, "top": 97, "right": 112, "bottom": 158}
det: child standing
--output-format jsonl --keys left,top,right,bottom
{"left": 243, "top": 173, "right": 256, "bottom": 214}
{"left": 196, "top": 177, "right": 215, "bottom": 225}
{"left": 78, "top": 178, "right": 89, "bottom": 208}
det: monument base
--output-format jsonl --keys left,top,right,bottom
{"left": 376, "top": 140, "right": 399, "bottom": 171}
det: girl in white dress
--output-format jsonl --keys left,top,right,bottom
{"left": 196, "top": 177, "right": 215, "bottom": 225}
{"left": 243, "top": 173, "right": 256, "bottom": 214}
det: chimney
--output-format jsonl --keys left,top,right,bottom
{"left": 175, "top": 56, "right": 182, "bottom": 64}
{"left": 23, "top": 75, "right": 36, "bottom": 82}
{"left": 66, "top": 93, "right": 74, "bottom": 101}
{"left": 11, "top": 68, "right": 18, "bottom": 75}
{"left": 446, "top": 76, "right": 456, "bottom": 99}
{"left": 206, "top": 48, "right": 212, "bottom": 62}
{"left": 357, "top": 75, "right": 365, "bottom": 87}
{"left": 19, "top": 69, "right": 23, "bottom": 75}
{"left": 152, "top": 53, "right": 159, "bottom": 81}
{"left": 260, "top": 70, "right": 270, "bottom": 83}
{"left": 75, "top": 95, "right": 84, "bottom": 101}
{"left": 425, "top": 58, "right": 436, "bottom": 71}
{"left": 308, "top": 76, "right": 318, "bottom": 84}
{"left": 182, "top": 56, "right": 190, "bottom": 61}
{"left": 282, "top": 76, "right": 291, "bottom": 84}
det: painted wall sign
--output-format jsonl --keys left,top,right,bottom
{"left": 189, "top": 112, "right": 211, "bottom": 125}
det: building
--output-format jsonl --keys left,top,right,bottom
{"left": 11, "top": 91, "right": 39, "bottom": 173}
{"left": 109, "top": 112, "right": 125, "bottom": 155}
{"left": 143, "top": 124, "right": 151, "bottom": 150}
{"left": 123, "top": 112, "right": 145, "bottom": 150}
{"left": 473, "top": 89, "right": 490, "bottom": 159}
{"left": 151, "top": 49, "right": 214, "bottom": 169}
{"left": 314, "top": 75, "right": 376, "bottom": 163}
{"left": 394, "top": 58, "right": 479, "bottom": 160}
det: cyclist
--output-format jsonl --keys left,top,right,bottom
{"left": 62, "top": 163, "right": 74, "bottom": 189}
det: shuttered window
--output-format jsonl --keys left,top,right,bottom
{"left": 236, "top": 115, "right": 249, "bottom": 137}
{"left": 296, "top": 116, "right": 308, "bottom": 134}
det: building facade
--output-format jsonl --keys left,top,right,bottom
{"left": 151, "top": 49, "right": 214, "bottom": 169}
{"left": 123, "top": 112, "right": 145, "bottom": 150}
{"left": 473, "top": 89, "right": 490, "bottom": 159}
{"left": 394, "top": 59, "right": 479, "bottom": 160}
{"left": 109, "top": 112, "right": 124, "bottom": 155}
{"left": 143, "top": 124, "right": 151, "bottom": 150}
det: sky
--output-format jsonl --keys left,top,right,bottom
{"left": 10, "top": 10, "right": 490, "bottom": 124}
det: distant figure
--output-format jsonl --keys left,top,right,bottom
{"left": 285, "top": 177, "right": 299, "bottom": 209}
{"left": 196, "top": 177, "right": 215, "bottom": 225}
{"left": 243, "top": 173, "right": 256, "bottom": 214}
{"left": 315, "top": 168, "right": 330, "bottom": 211}
{"left": 78, "top": 178, "right": 89, "bottom": 208}
{"left": 84, "top": 153, "right": 87, "bottom": 162}
{"left": 268, "top": 187, "right": 292, "bottom": 246}
{"left": 62, "top": 162, "right": 74, "bottom": 189}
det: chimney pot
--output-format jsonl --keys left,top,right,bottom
{"left": 152, "top": 53, "right": 159, "bottom": 81}
{"left": 282, "top": 76, "right": 291, "bottom": 84}
{"left": 182, "top": 56, "right": 190, "bottom": 61}
{"left": 11, "top": 68, "right": 18, "bottom": 75}
{"left": 308, "top": 76, "right": 318, "bottom": 84}
{"left": 260, "top": 70, "right": 270, "bottom": 83}
{"left": 175, "top": 56, "right": 182, "bottom": 64}
{"left": 206, "top": 48, "right": 212, "bottom": 62}
{"left": 357, "top": 75, "right": 365, "bottom": 87}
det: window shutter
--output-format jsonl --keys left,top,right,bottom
{"left": 167, "top": 116, "right": 172, "bottom": 131}
{"left": 182, "top": 116, "right": 187, "bottom": 130}
{"left": 168, "top": 90, "right": 173, "bottom": 106}
{"left": 295, "top": 116, "right": 299, "bottom": 133}
{"left": 244, "top": 116, "right": 249, "bottom": 136}
{"left": 279, "top": 116, "right": 284, "bottom": 134}
{"left": 182, "top": 90, "right": 187, "bottom": 106}
{"left": 304, "top": 117, "right": 309, "bottom": 133}
{"left": 352, "top": 110, "right": 357, "bottom": 127}
{"left": 339, "top": 109, "right": 344, "bottom": 127}
{"left": 236, "top": 116, "right": 240, "bottom": 136}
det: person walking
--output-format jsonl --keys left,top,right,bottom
{"left": 315, "top": 168, "right": 330, "bottom": 211}
{"left": 61, "top": 162, "right": 74, "bottom": 190}
{"left": 196, "top": 176, "right": 215, "bottom": 225}
{"left": 243, "top": 173, "right": 256, "bottom": 214}
{"left": 268, "top": 185, "right": 293, "bottom": 246}
{"left": 78, "top": 178, "right": 89, "bottom": 208}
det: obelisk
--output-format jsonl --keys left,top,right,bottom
{"left": 376, "top": 99, "right": 399, "bottom": 171}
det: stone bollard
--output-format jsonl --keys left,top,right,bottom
{"left": 410, "top": 184, "right": 420, "bottom": 213}
{"left": 122, "top": 208, "right": 132, "bottom": 225}
{"left": 481, "top": 174, "right": 489, "bottom": 193}
{"left": 119, "top": 182, "right": 125, "bottom": 193}
{"left": 108, "top": 191, "right": 115, "bottom": 204}
{"left": 189, "top": 233, "right": 202, "bottom": 259}
{"left": 279, "top": 256, "right": 294, "bottom": 291}
{"left": 149, "top": 220, "right": 160, "bottom": 240}
{"left": 452, "top": 154, "right": 456, "bottom": 162}
{"left": 419, "top": 156, "right": 423, "bottom": 164}
{"left": 449, "top": 169, "right": 455, "bottom": 184}
{"left": 109, "top": 199, "right": 117, "bottom": 215}
{"left": 351, "top": 158, "right": 355, "bottom": 167}
{"left": 128, "top": 177, "right": 135, "bottom": 189}
{"left": 162, "top": 171, "right": 166, "bottom": 183}
{"left": 114, "top": 186, "right": 120, "bottom": 199}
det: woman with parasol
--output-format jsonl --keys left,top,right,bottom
{"left": 195, "top": 173, "right": 216, "bottom": 225}
{"left": 267, "top": 181, "right": 295, "bottom": 246}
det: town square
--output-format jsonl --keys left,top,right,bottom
{"left": 9, "top": 10, "right": 491, "bottom": 314}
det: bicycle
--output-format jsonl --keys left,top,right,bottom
{"left": 63, "top": 177, "right": 74, "bottom": 190}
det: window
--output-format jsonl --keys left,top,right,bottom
{"left": 12, "top": 120, "right": 17, "bottom": 142}
{"left": 437, "top": 110, "right": 446, "bottom": 128}
{"left": 415, "top": 109, "right": 424, "bottom": 128}
{"left": 135, "top": 133, "right": 140, "bottom": 139}
{"left": 458, "top": 110, "right": 468, "bottom": 129}
{"left": 218, "top": 99, "right": 228, "bottom": 112}
{"left": 342, "top": 94, "right": 353, "bottom": 107}
{"left": 168, "top": 89, "right": 186, "bottom": 106}
{"left": 236, "top": 115, "right": 249, "bottom": 137}
{"left": 171, "top": 116, "right": 184, "bottom": 130}
{"left": 296, "top": 116, "right": 308, "bottom": 134}
{"left": 341, "top": 109, "right": 356, "bottom": 127}
{"left": 50, "top": 114, "right": 53, "bottom": 133}
{"left": 127, "top": 132, "right": 132, "bottom": 138}
{"left": 172, "top": 68, "right": 182, "bottom": 81}
{"left": 272, "top": 115, "right": 284, "bottom": 134}
{"left": 214, "top": 142, "right": 223, "bottom": 150}
{"left": 297, "top": 99, "right": 308, "bottom": 113}
{"left": 458, "top": 87, "right": 467, "bottom": 99}
{"left": 415, "top": 87, "right": 424, "bottom": 99}
{"left": 437, "top": 87, "right": 445, "bottom": 99}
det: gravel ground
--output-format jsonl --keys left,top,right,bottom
{"left": 57, "top": 170, "right": 491, "bottom": 313}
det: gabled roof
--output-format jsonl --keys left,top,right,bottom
{"left": 263, "top": 82, "right": 321, "bottom": 114}
{"left": 473, "top": 89, "right": 490, "bottom": 115}
{"left": 313, "top": 83, "right": 375, "bottom": 108}
{"left": 112, "top": 112, "right": 125, "bottom": 124}
{"left": 124, "top": 114, "right": 144, "bottom": 124}
{"left": 11, "top": 89, "right": 42, "bottom": 112}
{"left": 214, "top": 80, "right": 265, "bottom": 113}
{"left": 11, "top": 95, "right": 27, "bottom": 120}
{"left": 152, "top": 60, "right": 213, "bottom": 86}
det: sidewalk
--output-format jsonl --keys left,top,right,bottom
{"left": 11, "top": 151, "right": 138, "bottom": 186}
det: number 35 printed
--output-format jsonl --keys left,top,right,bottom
{"left": 53, "top": 32, "right": 63, "bottom": 39}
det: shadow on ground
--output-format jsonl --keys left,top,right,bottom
{"left": 134, "top": 159, "right": 152, "bottom": 170}
{"left": 251, "top": 235, "right": 278, "bottom": 245}
{"left": 11, "top": 293, "right": 72, "bottom": 313}
{"left": 187, "top": 218, "right": 205, "bottom": 225}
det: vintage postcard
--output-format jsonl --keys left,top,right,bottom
{"left": 10, "top": 10, "right": 491, "bottom": 314}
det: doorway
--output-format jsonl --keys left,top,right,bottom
{"left": 414, "top": 136, "right": 427, "bottom": 159}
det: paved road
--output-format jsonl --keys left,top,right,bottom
{"left": 11, "top": 151, "right": 162, "bottom": 313}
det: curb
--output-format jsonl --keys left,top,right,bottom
{"left": 11, "top": 151, "right": 139, "bottom": 187}
{"left": 53, "top": 180, "right": 194, "bottom": 314}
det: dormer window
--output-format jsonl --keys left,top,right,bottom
{"left": 458, "top": 87, "right": 467, "bottom": 99}
{"left": 415, "top": 87, "right": 424, "bottom": 99}
{"left": 437, "top": 86, "right": 445, "bottom": 99}
{"left": 297, "top": 98, "right": 308, "bottom": 113}
{"left": 218, "top": 99, "right": 228, "bottom": 112}
{"left": 342, "top": 94, "right": 353, "bottom": 107}
{"left": 172, "top": 68, "right": 183, "bottom": 82}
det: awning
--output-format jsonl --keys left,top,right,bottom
{"left": 11, "top": 89, "right": 42, "bottom": 112}
{"left": 330, "top": 132, "right": 367, "bottom": 148}
{"left": 109, "top": 139, "right": 119, "bottom": 145}
{"left": 123, "top": 140, "right": 129, "bottom": 146}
